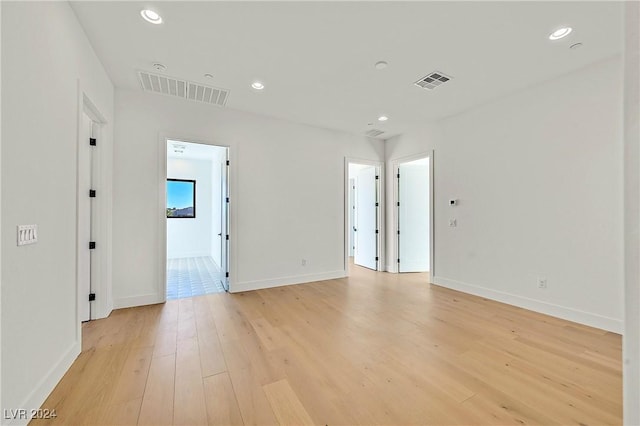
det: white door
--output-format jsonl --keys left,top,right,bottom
{"left": 354, "top": 166, "right": 378, "bottom": 270}
{"left": 77, "top": 113, "right": 93, "bottom": 321}
{"left": 398, "top": 159, "right": 430, "bottom": 272}
{"left": 221, "top": 156, "right": 229, "bottom": 291}
{"left": 349, "top": 178, "right": 356, "bottom": 257}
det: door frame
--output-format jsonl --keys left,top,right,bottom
{"left": 344, "top": 157, "right": 385, "bottom": 274}
{"left": 158, "top": 135, "right": 235, "bottom": 300}
{"left": 75, "top": 85, "right": 112, "bottom": 335}
{"left": 391, "top": 151, "right": 435, "bottom": 276}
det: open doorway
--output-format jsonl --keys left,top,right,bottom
{"left": 346, "top": 160, "right": 383, "bottom": 273}
{"left": 165, "top": 140, "right": 229, "bottom": 299}
{"left": 394, "top": 153, "right": 434, "bottom": 274}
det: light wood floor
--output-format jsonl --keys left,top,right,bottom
{"left": 33, "top": 265, "right": 622, "bottom": 425}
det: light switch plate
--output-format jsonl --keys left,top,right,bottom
{"left": 17, "top": 225, "right": 38, "bottom": 246}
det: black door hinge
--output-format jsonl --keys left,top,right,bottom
{"left": 89, "top": 190, "right": 96, "bottom": 198}
{"left": 375, "top": 257, "right": 379, "bottom": 261}
{"left": 397, "top": 173, "right": 400, "bottom": 178}
{"left": 226, "top": 235, "right": 229, "bottom": 240}
{"left": 397, "top": 230, "right": 400, "bottom": 235}
{"left": 375, "top": 230, "right": 379, "bottom": 234}
{"left": 225, "top": 272, "right": 229, "bottom": 278}
{"left": 397, "top": 202, "right": 400, "bottom": 207}
{"left": 397, "top": 258, "right": 400, "bottom": 263}
{"left": 90, "top": 138, "right": 97, "bottom": 146}
{"left": 89, "top": 242, "right": 96, "bottom": 249}
{"left": 375, "top": 175, "right": 379, "bottom": 180}
{"left": 226, "top": 197, "right": 229, "bottom": 203}
{"left": 226, "top": 160, "right": 230, "bottom": 166}
{"left": 88, "top": 293, "right": 96, "bottom": 301}
{"left": 375, "top": 202, "right": 379, "bottom": 207}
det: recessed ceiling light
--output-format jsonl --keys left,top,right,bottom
{"left": 378, "top": 115, "right": 389, "bottom": 122}
{"left": 251, "top": 81, "right": 265, "bottom": 90}
{"left": 374, "top": 61, "right": 388, "bottom": 70}
{"left": 204, "top": 73, "right": 214, "bottom": 79}
{"left": 141, "top": 9, "right": 163, "bottom": 24}
{"left": 549, "top": 27, "right": 572, "bottom": 40}
{"left": 152, "top": 63, "right": 166, "bottom": 71}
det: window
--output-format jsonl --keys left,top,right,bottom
{"left": 166, "top": 179, "right": 196, "bottom": 218}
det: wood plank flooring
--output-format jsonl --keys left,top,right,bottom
{"left": 32, "top": 265, "right": 622, "bottom": 425}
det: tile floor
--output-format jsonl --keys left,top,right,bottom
{"left": 167, "top": 256, "right": 226, "bottom": 300}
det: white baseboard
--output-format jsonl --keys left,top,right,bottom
{"left": 6, "top": 340, "right": 81, "bottom": 426}
{"left": 232, "top": 270, "right": 347, "bottom": 293}
{"left": 431, "top": 275, "right": 623, "bottom": 334}
{"left": 113, "top": 293, "right": 164, "bottom": 309}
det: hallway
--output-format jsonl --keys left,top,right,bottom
{"left": 166, "top": 257, "right": 225, "bottom": 300}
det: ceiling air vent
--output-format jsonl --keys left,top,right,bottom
{"left": 137, "top": 70, "right": 229, "bottom": 107}
{"left": 365, "top": 129, "right": 385, "bottom": 138}
{"left": 414, "top": 71, "right": 452, "bottom": 90}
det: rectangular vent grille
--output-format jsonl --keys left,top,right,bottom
{"left": 365, "top": 129, "right": 385, "bottom": 138}
{"left": 137, "top": 70, "right": 229, "bottom": 106}
{"left": 414, "top": 71, "right": 452, "bottom": 90}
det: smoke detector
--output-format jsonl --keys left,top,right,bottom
{"left": 414, "top": 71, "right": 452, "bottom": 90}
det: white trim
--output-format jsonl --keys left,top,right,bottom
{"left": 75, "top": 83, "right": 113, "bottom": 334}
{"left": 391, "top": 151, "right": 435, "bottom": 276}
{"left": 113, "top": 294, "right": 164, "bottom": 310}
{"left": 232, "top": 270, "right": 346, "bottom": 293}
{"left": 344, "top": 157, "right": 385, "bottom": 275}
{"left": 431, "top": 275, "right": 623, "bottom": 333}
{"left": 159, "top": 134, "right": 236, "bottom": 298}
{"left": 6, "top": 341, "right": 81, "bottom": 426}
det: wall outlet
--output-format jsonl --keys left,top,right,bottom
{"left": 17, "top": 224, "right": 38, "bottom": 246}
{"left": 301, "top": 259, "right": 307, "bottom": 266}
{"left": 449, "top": 219, "right": 457, "bottom": 227}
{"left": 537, "top": 277, "right": 548, "bottom": 289}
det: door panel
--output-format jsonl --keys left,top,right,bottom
{"left": 221, "top": 156, "right": 229, "bottom": 291}
{"left": 78, "top": 113, "right": 92, "bottom": 321}
{"left": 354, "top": 166, "right": 377, "bottom": 270}
{"left": 398, "top": 161, "right": 430, "bottom": 272}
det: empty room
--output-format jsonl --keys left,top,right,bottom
{"left": 1, "top": 1, "right": 639, "bottom": 426}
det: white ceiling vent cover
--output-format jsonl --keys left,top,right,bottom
{"left": 414, "top": 71, "right": 452, "bottom": 90}
{"left": 365, "top": 129, "right": 385, "bottom": 138}
{"left": 137, "top": 70, "right": 229, "bottom": 106}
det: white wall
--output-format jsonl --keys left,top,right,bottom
{"left": 167, "top": 158, "right": 214, "bottom": 258}
{"left": 113, "top": 89, "right": 384, "bottom": 306}
{"left": 0, "top": 2, "right": 3, "bottom": 414}
{"left": 623, "top": 1, "right": 640, "bottom": 422}
{"left": 1, "top": 2, "right": 114, "bottom": 422}
{"left": 386, "top": 56, "right": 624, "bottom": 333}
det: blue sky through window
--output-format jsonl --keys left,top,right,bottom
{"left": 167, "top": 180, "right": 194, "bottom": 209}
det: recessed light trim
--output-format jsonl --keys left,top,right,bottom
{"left": 153, "top": 63, "right": 166, "bottom": 71}
{"left": 549, "top": 27, "right": 572, "bottom": 40}
{"left": 141, "top": 9, "right": 163, "bottom": 24}
{"left": 204, "top": 73, "right": 214, "bottom": 79}
{"left": 378, "top": 115, "right": 389, "bottom": 122}
{"left": 251, "top": 81, "right": 265, "bottom": 90}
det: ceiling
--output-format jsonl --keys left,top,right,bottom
{"left": 70, "top": 1, "right": 623, "bottom": 140}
